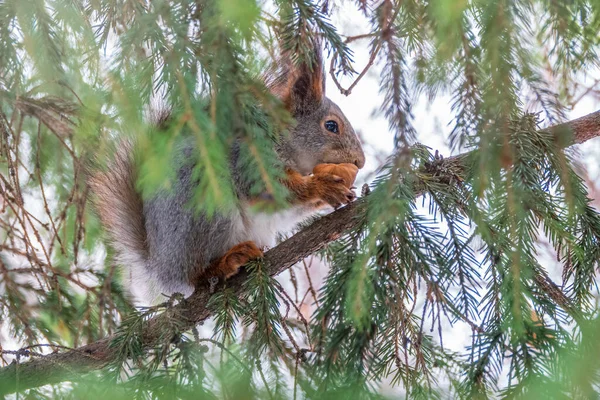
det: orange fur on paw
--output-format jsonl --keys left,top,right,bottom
{"left": 282, "top": 167, "right": 357, "bottom": 209}
{"left": 205, "top": 241, "right": 264, "bottom": 280}
{"left": 312, "top": 163, "right": 358, "bottom": 188}
{"left": 311, "top": 172, "right": 356, "bottom": 209}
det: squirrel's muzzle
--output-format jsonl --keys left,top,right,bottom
{"left": 321, "top": 146, "right": 365, "bottom": 170}
{"left": 353, "top": 148, "right": 366, "bottom": 169}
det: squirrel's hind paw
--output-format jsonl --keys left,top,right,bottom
{"left": 205, "top": 241, "right": 264, "bottom": 281}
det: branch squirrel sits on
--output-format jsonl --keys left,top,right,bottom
{"left": 88, "top": 42, "right": 365, "bottom": 303}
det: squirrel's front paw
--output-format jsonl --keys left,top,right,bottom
{"left": 206, "top": 241, "right": 264, "bottom": 280}
{"left": 312, "top": 173, "right": 356, "bottom": 209}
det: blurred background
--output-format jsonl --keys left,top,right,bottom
{"left": 1, "top": 0, "right": 600, "bottom": 397}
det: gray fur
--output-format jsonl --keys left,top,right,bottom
{"left": 143, "top": 151, "right": 243, "bottom": 296}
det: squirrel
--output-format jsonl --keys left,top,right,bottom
{"left": 88, "top": 43, "right": 365, "bottom": 302}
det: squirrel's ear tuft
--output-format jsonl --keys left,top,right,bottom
{"left": 267, "top": 39, "right": 325, "bottom": 114}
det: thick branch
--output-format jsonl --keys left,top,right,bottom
{"left": 1, "top": 110, "right": 599, "bottom": 395}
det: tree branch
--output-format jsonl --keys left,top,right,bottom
{"left": 1, "top": 110, "right": 599, "bottom": 395}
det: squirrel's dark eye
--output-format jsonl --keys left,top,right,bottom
{"left": 324, "top": 120, "right": 339, "bottom": 134}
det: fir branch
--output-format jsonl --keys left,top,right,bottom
{"left": 1, "top": 108, "right": 600, "bottom": 395}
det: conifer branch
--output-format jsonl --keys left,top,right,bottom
{"left": 1, "top": 109, "right": 599, "bottom": 395}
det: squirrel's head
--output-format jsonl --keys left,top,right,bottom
{"left": 268, "top": 43, "right": 365, "bottom": 175}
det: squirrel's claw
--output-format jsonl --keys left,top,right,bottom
{"left": 208, "top": 277, "right": 219, "bottom": 293}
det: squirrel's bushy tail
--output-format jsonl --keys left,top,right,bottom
{"left": 88, "top": 142, "right": 148, "bottom": 277}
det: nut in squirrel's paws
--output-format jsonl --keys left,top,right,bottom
{"left": 312, "top": 163, "right": 359, "bottom": 209}
{"left": 312, "top": 163, "right": 359, "bottom": 188}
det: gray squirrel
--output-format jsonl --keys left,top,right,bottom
{"left": 89, "top": 43, "right": 365, "bottom": 302}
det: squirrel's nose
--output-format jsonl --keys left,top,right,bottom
{"left": 353, "top": 150, "right": 366, "bottom": 169}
